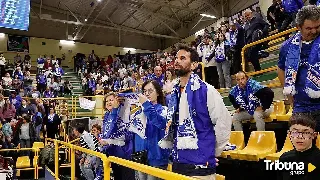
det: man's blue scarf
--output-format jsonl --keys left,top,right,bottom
{"left": 159, "top": 73, "right": 202, "bottom": 150}
{"left": 230, "top": 30, "right": 238, "bottom": 47}
{"left": 230, "top": 79, "right": 263, "bottom": 115}
{"left": 283, "top": 33, "right": 320, "bottom": 98}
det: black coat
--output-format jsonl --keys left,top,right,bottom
{"left": 44, "top": 114, "right": 61, "bottom": 138}
{"left": 13, "top": 122, "right": 36, "bottom": 145}
{"left": 244, "top": 17, "right": 269, "bottom": 44}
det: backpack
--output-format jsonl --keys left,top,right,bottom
{"left": 35, "top": 115, "right": 43, "bottom": 126}
{"left": 38, "top": 144, "right": 55, "bottom": 166}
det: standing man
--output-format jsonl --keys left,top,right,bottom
{"left": 152, "top": 66, "right": 165, "bottom": 87}
{"left": 277, "top": 5, "right": 320, "bottom": 132}
{"left": 244, "top": 9, "right": 269, "bottom": 71}
{"left": 88, "top": 50, "right": 96, "bottom": 73}
{"left": 159, "top": 44, "right": 232, "bottom": 179}
{"left": 229, "top": 22, "right": 245, "bottom": 74}
{"left": 197, "top": 36, "right": 219, "bottom": 88}
{"left": 229, "top": 71, "right": 274, "bottom": 131}
{"left": 280, "top": 0, "right": 304, "bottom": 32}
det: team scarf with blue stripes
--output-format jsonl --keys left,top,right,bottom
{"left": 283, "top": 32, "right": 320, "bottom": 99}
{"left": 102, "top": 104, "right": 130, "bottom": 146}
{"left": 230, "top": 79, "right": 263, "bottom": 115}
{"left": 159, "top": 73, "right": 201, "bottom": 150}
{"left": 129, "top": 104, "right": 167, "bottom": 139}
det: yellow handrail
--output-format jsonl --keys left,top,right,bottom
{"left": 46, "top": 138, "right": 196, "bottom": 180}
{"left": 0, "top": 148, "right": 39, "bottom": 179}
{"left": 241, "top": 27, "right": 297, "bottom": 72}
{"left": 199, "top": 62, "right": 205, "bottom": 82}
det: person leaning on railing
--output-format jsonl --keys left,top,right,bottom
{"left": 99, "top": 92, "right": 135, "bottom": 180}
{"left": 129, "top": 80, "right": 170, "bottom": 180}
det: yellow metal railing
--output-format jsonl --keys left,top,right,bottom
{"left": 241, "top": 27, "right": 297, "bottom": 73}
{"left": 200, "top": 62, "right": 205, "bottom": 81}
{"left": 0, "top": 148, "right": 39, "bottom": 179}
{"left": 46, "top": 138, "right": 196, "bottom": 180}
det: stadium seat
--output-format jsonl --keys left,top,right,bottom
{"left": 32, "top": 142, "right": 44, "bottom": 150}
{"left": 265, "top": 134, "right": 293, "bottom": 161}
{"left": 276, "top": 107, "right": 293, "bottom": 121}
{"left": 269, "top": 101, "right": 286, "bottom": 120}
{"left": 229, "top": 131, "right": 277, "bottom": 161}
{"left": 216, "top": 174, "right": 225, "bottom": 180}
{"left": 220, "top": 131, "right": 245, "bottom": 158}
{"left": 16, "top": 156, "right": 31, "bottom": 168}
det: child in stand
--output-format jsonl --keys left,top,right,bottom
{"left": 278, "top": 113, "right": 320, "bottom": 180}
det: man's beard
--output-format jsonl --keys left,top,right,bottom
{"left": 175, "top": 68, "right": 191, "bottom": 77}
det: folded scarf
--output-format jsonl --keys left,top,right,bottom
{"left": 283, "top": 33, "right": 320, "bottom": 98}
{"left": 159, "top": 73, "right": 200, "bottom": 150}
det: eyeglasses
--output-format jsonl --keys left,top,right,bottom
{"left": 143, "top": 89, "right": 154, "bottom": 95}
{"left": 289, "top": 131, "right": 315, "bottom": 139}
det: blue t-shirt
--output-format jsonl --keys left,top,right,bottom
{"left": 278, "top": 41, "right": 320, "bottom": 113}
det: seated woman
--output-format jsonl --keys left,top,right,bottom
{"left": 64, "top": 80, "right": 73, "bottom": 95}
{"left": 129, "top": 80, "right": 169, "bottom": 180}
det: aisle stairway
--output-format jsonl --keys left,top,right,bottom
{"left": 218, "top": 36, "right": 285, "bottom": 114}
{"left": 61, "top": 68, "right": 95, "bottom": 118}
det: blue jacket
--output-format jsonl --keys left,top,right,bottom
{"left": 37, "top": 58, "right": 45, "bottom": 64}
{"left": 37, "top": 74, "right": 46, "bottom": 84}
{"left": 134, "top": 101, "right": 169, "bottom": 167}
{"left": 9, "top": 95, "right": 22, "bottom": 109}
{"left": 282, "top": 0, "right": 304, "bottom": 13}
{"left": 102, "top": 108, "right": 133, "bottom": 160}
{"left": 152, "top": 74, "right": 164, "bottom": 87}
{"left": 13, "top": 71, "right": 24, "bottom": 80}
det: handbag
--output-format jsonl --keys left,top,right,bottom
{"left": 131, "top": 150, "right": 148, "bottom": 165}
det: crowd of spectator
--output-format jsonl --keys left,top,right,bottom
{"left": 0, "top": 52, "right": 67, "bottom": 155}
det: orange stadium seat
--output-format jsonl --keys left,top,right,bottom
{"left": 269, "top": 101, "right": 286, "bottom": 120}
{"left": 265, "top": 134, "right": 294, "bottom": 161}
{"left": 16, "top": 156, "right": 31, "bottom": 168}
{"left": 276, "top": 106, "right": 293, "bottom": 122}
{"left": 220, "top": 131, "right": 245, "bottom": 158}
{"left": 230, "top": 131, "right": 277, "bottom": 161}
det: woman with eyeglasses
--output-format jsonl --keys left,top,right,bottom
{"left": 43, "top": 106, "right": 61, "bottom": 139}
{"left": 129, "top": 80, "right": 169, "bottom": 180}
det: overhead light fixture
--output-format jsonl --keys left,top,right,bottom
{"left": 60, "top": 40, "right": 75, "bottom": 45}
{"left": 123, "top": 47, "right": 136, "bottom": 51}
{"left": 97, "top": 0, "right": 102, "bottom": 2}
{"left": 84, "top": 19, "right": 88, "bottom": 22}
{"left": 200, "top": 13, "right": 216, "bottom": 19}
